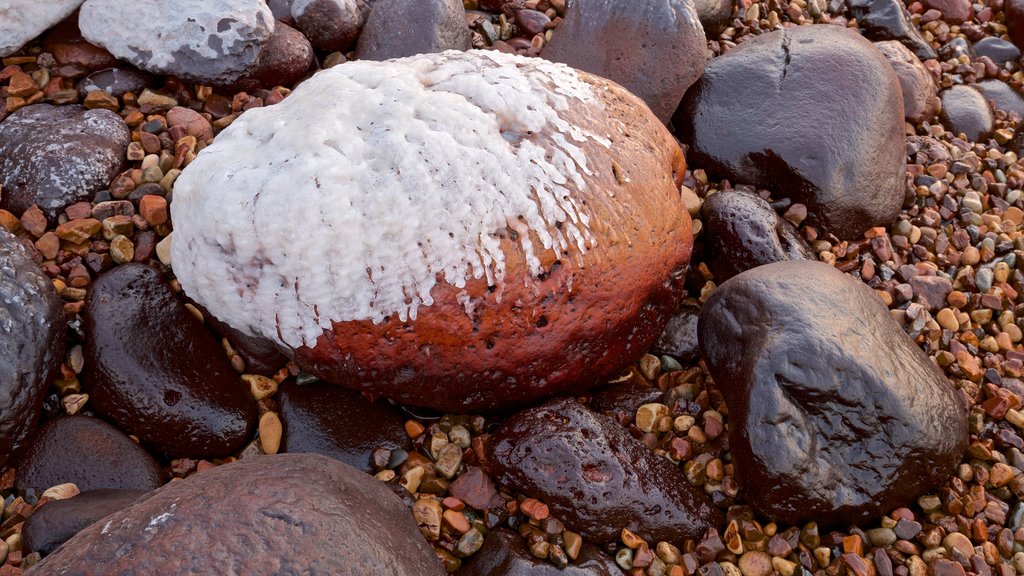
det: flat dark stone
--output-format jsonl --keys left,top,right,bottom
{"left": 15, "top": 416, "right": 164, "bottom": 495}
{"left": 676, "top": 26, "right": 906, "bottom": 240}
{"left": 940, "top": 85, "right": 994, "bottom": 142}
{"left": 356, "top": 0, "right": 471, "bottom": 60}
{"left": 699, "top": 260, "right": 968, "bottom": 526}
{"left": 489, "top": 397, "right": 723, "bottom": 545}
{"left": 0, "top": 230, "right": 64, "bottom": 471}
{"left": 23, "top": 489, "right": 148, "bottom": 556}
{"left": 974, "top": 80, "right": 1024, "bottom": 118}
{"left": 652, "top": 304, "right": 702, "bottom": 363}
{"left": 28, "top": 454, "right": 446, "bottom": 575}
{"left": 458, "top": 528, "right": 620, "bottom": 575}
{"left": 279, "top": 379, "right": 409, "bottom": 473}
{"left": 0, "top": 104, "right": 129, "bottom": 221}
{"left": 848, "top": 0, "right": 937, "bottom": 60}
{"left": 82, "top": 264, "right": 256, "bottom": 458}
{"left": 973, "top": 37, "right": 1021, "bottom": 65}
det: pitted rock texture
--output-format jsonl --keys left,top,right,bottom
{"left": 0, "top": 229, "right": 64, "bottom": 471}
{"left": 677, "top": 25, "right": 906, "bottom": 240}
{"left": 15, "top": 416, "right": 163, "bottom": 494}
{"left": 0, "top": 104, "right": 129, "bottom": 221}
{"left": 542, "top": 0, "right": 708, "bottom": 123}
{"left": 489, "top": 398, "right": 723, "bottom": 545}
{"left": 172, "top": 50, "right": 692, "bottom": 412}
{"left": 24, "top": 489, "right": 148, "bottom": 556}
{"left": 355, "top": 0, "right": 471, "bottom": 59}
{"left": 700, "top": 190, "right": 813, "bottom": 282}
{"left": 27, "top": 454, "right": 447, "bottom": 576}
{"left": 83, "top": 264, "right": 256, "bottom": 458}
{"left": 0, "top": 0, "right": 83, "bottom": 56}
{"left": 78, "top": 0, "right": 275, "bottom": 84}
{"left": 698, "top": 260, "right": 969, "bottom": 526}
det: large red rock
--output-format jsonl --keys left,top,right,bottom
{"left": 27, "top": 454, "right": 446, "bottom": 575}
{"left": 171, "top": 51, "right": 693, "bottom": 413}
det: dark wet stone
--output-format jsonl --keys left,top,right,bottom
{"left": 489, "top": 397, "right": 723, "bottom": 545}
{"left": 974, "top": 80, "right": 1024, "bottom": 118}
{"left": 652, "top": 304, "right": 702, "bottom": 363}
{"left": 77, "top": 67, "right": 156, "bottom": 99}
{"left": 28, "top": 454, "right": 446, "bottom": 575}
{"left": 543, "top": 0, "right": 707, "bottom": 123}
{"left": 590, "top": 380, "right": 665, "bottom": 418}
{"left": 698, "top": 260, "right": 969, "bottom": 526}
{"left": 939, "top": 85, "right": 994, "bottom": 142}
{"left": 0, "top": 230, "right": 64, "bottom": 471}
{"left": 15, "top": 416, "right": 163, "bottom": 494}
{"left": 695, "top": 0, "right": 735, "bottom": 36}
{"left": 203, "top": 311, "right": 288, "bottom": 376}
{"left": 41, "top": 12, "right": 120, "bottom": 72}
{"left": 458, "top": 528, "right": 620, "bottom": 575}
{"left": 291, "top": 0, "right": 368, "bottom": 52}
{"left": 875, "top": 40, "right": 939, "bottom": 124}
{"left": 356, "top": 0, "right": 471, "bottom": 60}
{"left": 676, "top": 26, "right": 906, "bottom": 240}
{"left": 0, "top": 104, "right": 129, "bottom": 222}
{"left": 24, "top": 489, "right": 148, "bottom": 556}
{"left": 223, "top": 21, "right": 314, "bottom": 92}
{"left": 279, "top": 380, "right": 409, "bottom": 473}
{"left": 701, "top": 190, "right": 813, "bottom": 282}
{"left": 82, "top": 264, "right": 257, "bottom": 458}
{"left": 848, "top": 0, "right": 937, "bottom": 60}
{"left": 1008, "top": 0, "right": 1024, "bottom": 51}
{"left": 922, "top": 0, "right": 972, "bottom": 22}
{"left": 973, "top": 37, "right": 1021, "bottom": 65}
{"left": 938, "top": 37, "right": 973, "bottom": 61}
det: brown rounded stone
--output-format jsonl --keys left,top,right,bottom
{"left": 292, "top": 0, "right": 368, "bottom": 52}
{"left": 225, "top": 20, "right": 315, "bottom": 91}
{"left": 23, "top": 489, "right": 148, "bottom": 557}
{"left": 28, "top": 454, "right": 447, "bottom": 575}
{"left": 875, "top": 40, "right": 939, "bottom": 124}
{"left": 355, "top": 0, "right": 472, "bottom": 60}
{"left": 15, "top": 416, "right": 164, "bottom": 495}
{"left": 41, "top": 12, "right": 119, "bottom": 72}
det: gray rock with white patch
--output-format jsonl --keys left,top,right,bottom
{"left": 78, "top": 0, "right": 275, "bottom": 85}
{"left": 0, "top": 0, "right": 84, "bottom": 56}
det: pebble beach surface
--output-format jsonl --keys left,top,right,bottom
{"left": 1, "top": 0, "right": 1023, "bottom": 574}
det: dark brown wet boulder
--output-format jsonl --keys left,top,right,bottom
{"left": 590, "top": 380, "right": 664, "bottom": 418}
{"left": 701, "top": 190, "right": 813, "bottom": 282}
{"left": 875, "top": 40, "right": 939, "bottom": 124}
{"left": 0, "top": 104, "right": 129, "bottom": 221}
{"left": 698, "top": 260, "right": 969, "bottom": 527}
{"left": 279, "top": 380, "right": 409, "bottom": 473}
{"left": 676, "top": 25, "right": 906, "bottom": 240}
{"left": 1008, "top": 0, "right": 1024, "bottom": 50}
{"left": 848, "top": 0, "right": 936, "bottom": 60}
{"left": 292, "top": 0, "right": 368, "bottom": 52}
{"left": 0, "top": 230, "right": 64, "bottom": 471}
{"left": 939, "top": 85, "right": 994, "bottom": 142}
{"left": 489, "top": 397, "right": 722, "bottom": 545}
{"left": 458, "top": 528, "right": 621, "bottom": 575}
{"left": 24, "top": 489, "right": 148, "bottom": 556}
{"left": 82, "top": 264, "right": 256, "bottom": 458}
{"left": 15, "top": 416, "right": 163, "bottom": 494}
{"left": 27, "top": 454, "right": 447, "bottom": 575}
{"left": 356, "top": 0, "right": 471, "bottom": 60}
{"left": 222, "top": 21, "right": 314, "bottom": 92}
{"left": 973, "top": 80, "right": 1024, "bottom": 118}
{"left": 542, "top": 0, "right": 707, "bottom": 123}
{"left": 652, "top": 304, "right": 701, "bottom": 363}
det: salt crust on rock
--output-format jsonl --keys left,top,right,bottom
{"left": 172, "top": 50, "right": 614, "bottom": 350}
{"left": 0, "top": 0, "right": 84, "bottom": 56}
{"left": 78, "top": 0, "right": 274, "bottom": 83}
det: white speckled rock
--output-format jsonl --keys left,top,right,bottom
{"left": 0, "top": 0, "right": 83, "bottom": 56}
{"left": 171, "top": 50, "right": 692, "bottom": 412}
{"left": 78, "top": 0, "right": 274, "bottom": 84}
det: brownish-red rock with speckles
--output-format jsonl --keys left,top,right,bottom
{"left": 27, "top": 454, "right": 446, "bottom": 576}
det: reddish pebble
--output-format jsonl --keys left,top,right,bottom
{"left": 139, "top": 195, "right": 168, "bottom": 226}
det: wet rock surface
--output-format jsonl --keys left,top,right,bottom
{"left": 458, "top": 528, "right": 622, "bottom": 575}
{"left": 78, "top": 0, "right": 275, "bottom": 84}
{"left": 940, "top": 85, "right": 995, "bottom": 142}
{"left": 27, "top": 454, "right": 447, "bottom": 575}
{"left": 15, "top": 416, "right": 163, "bottom": 494}
{"left": 0, "top": 229, "right": 64, "bottom": 471}
{"left": 82, "top": 264, "right": 256, "bottom": 458}
{"left": 542, "top": 0, "right": 707, "bottom": 123}
{"left": 973, "top": 79, "right": 1024, "bottom": 118}
{"left": 972, "top": 37, "right": 1021, "bottom": 65}
{"left": 0, "top": 104, "right": 129, "bottom": 221}
{"left": 848, "top": 0, "right": 937, "bottom": 59}
{"left": 699, "top": 260, "right": 969, "bottom": 526}
{"left": 355, "top": 0, "right": 471, "bottom": 60}
{"left": 279, "top": 380, "right": 409, "bottom": 473}
{"left": 651, "top": 304, "right": 702, "bottom": 363}
{"left": 489, "top": 397, "right": 723, "bottom": 545}
{"left": 875, "top": 40, "right": 939, "bottom": 124}
{"left": 291, "top": 0, "right": 368, "bottom": 52}
{"left": 677, "top": 25, "right": 906, "bottom": 239}
{"left": 23, "top": 489, "right": 148, "bottom": 556}
{"left": 700, "top": 190, "right": 814, "bottom": 282}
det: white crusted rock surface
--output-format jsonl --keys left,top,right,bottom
{"left": 0, "top": 0, "right": 83, "bottom": 56}
{"left": 78, "top": 0, "right": 274, "bottom": 84}
{"left": 171, "top": 49, "right": 691, "bottom": 411}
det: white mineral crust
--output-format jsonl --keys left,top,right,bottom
{"left": 0, "top": 0, "right": 84, "bottom": 56}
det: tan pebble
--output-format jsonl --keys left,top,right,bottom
{"left": 39, "top": 483, "right": 80, "bottom": 503}
{"left": 401, "top": 465, "right": 425, "bottom": 493}
{"left": 258, "top": 411, "right": 282, "bottom": 454}
{"left": 814, "top": 547, "right": 831, "bottom": 568}
{"left": 62, "top": 393, "right": 88, "bottom": 415}
{"left": 156, "top": 233, "right": 173, "bottom": 266}
{"left": 680, "top": 185, "right": 702, "bottom": 217}
{"left": 636, "top": 403, "right": 669, "bottom": 433}
{"left": 109, "top": 235, "right": 135, "bottom": 264}
{"left": 772, "top": 557, "right": 797, "bottom": 576}
{"left": 243, "top": 374, "right": 278, "bottom": 401}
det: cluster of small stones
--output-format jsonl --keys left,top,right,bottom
{"left": 4, "top": 0, "right": 1024, "bottom": 575}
